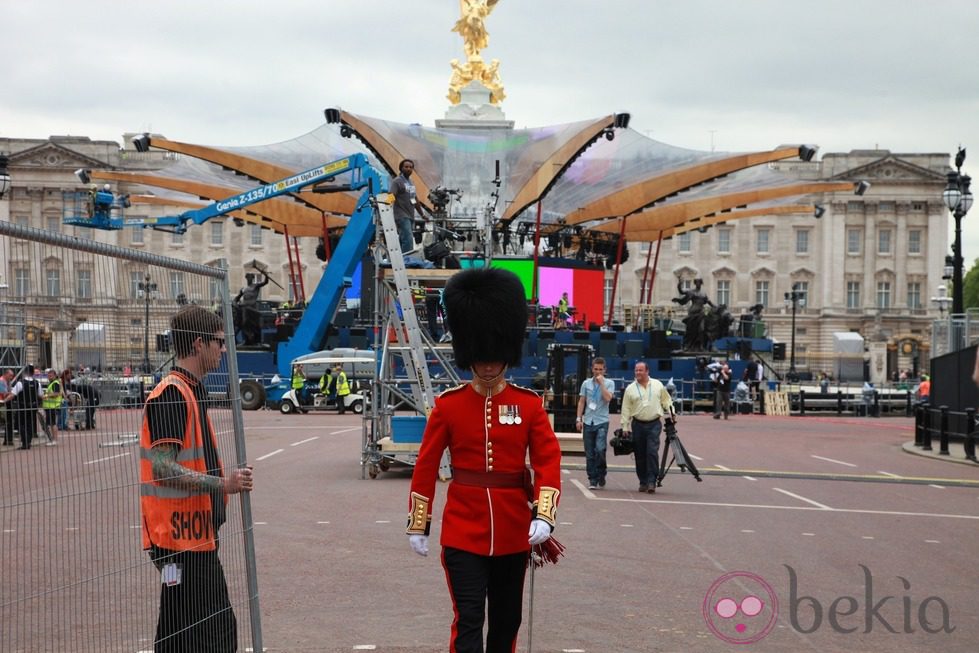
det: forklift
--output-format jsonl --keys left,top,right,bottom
{"left": 543, "top": 343, "right": 594, "bottom": 432}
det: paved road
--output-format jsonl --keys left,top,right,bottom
{"left": 2, "top": 408, "right": 977, "bottom": 652}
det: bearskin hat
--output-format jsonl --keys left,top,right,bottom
{"left": 443, "top": 267, "right": 527, "bottom": 370}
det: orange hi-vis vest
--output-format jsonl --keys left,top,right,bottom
{"left": 140, "top": 371, "right": 225, "bottom": 552}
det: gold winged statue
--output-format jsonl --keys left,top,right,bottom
{"left": 448, "top": 0, "right": 505, "bottom": 105}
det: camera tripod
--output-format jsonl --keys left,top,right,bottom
{"left": 657, "top": 419, "right": 702, "bottom": 486}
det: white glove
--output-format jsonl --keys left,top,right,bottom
{"left": 408, "top": 534, "right": 429, "bottom": 557}
{"left": 528, "top": 519, "right": 552, "bottom": 546}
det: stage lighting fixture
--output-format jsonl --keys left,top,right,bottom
{"left": 813, "top": 205, "right": 825, "bottom": 219}
{"left": 798, "top": 144, "right": 818, "bottom": 162}
{"left": 854, "top": 180, "right": 871, "bottom": 196}
{"left": 132, "top": 133, "right": 151, "bottom": 153}
{"left": 74, "top": 168, "right": 91, "bottom": 184}
{"left": 614, "top": 112, "right": 631, "bottom": 129}
{"left": 0, "top": 154, "right": 10, "bottom": 199}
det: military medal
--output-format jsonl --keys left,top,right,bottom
{"left": 513, "top": 405, "right": 522, "bottom": 425}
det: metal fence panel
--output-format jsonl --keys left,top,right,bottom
{"left": 0, "top": 222, "right": 260, "bottom": 652}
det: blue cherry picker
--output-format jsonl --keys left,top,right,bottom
{"left": 63, "top": 153, "right": 394, "bottom": 408}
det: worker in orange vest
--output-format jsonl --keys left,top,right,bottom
{"left": 140, "top": 305, "right": 254, "bottom": 652}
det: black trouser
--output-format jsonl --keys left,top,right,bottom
{"left": 632, "top": 418, "right": 661, "bottom": 486}
{"left": 337, "top": 393, "right": 347, "bottom": 414}
{"left": 3, "top": 406, "right": 13, "bottom": 444}
{"left": 714, "top": 390, "right": 730, "bottom": 418}
{"left": 150, "top": 546, "right": 237, "bottom": 653}
{"left": 442, "top": 547, "right": 528, "bottom": 653}
{"left": 16, "top": 407, "right": 37, "bottom": 448}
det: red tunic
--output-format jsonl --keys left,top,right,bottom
{"left": 408, "top": 382, "right": 562, "bottom": 556}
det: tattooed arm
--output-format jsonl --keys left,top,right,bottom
{"left": 148, "top": 444, "right": 224, "bottom": 492}
{"left": 148, "top": 443, "right": 253, "bottom": 494}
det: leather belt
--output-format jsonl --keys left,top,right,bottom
{"left": 632, "top": 417, "right": 661, "bottom": 424}
{"left": 452, "top": 467, "right": 527, "bottom": 489}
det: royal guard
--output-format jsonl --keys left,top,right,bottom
{"left": 406, "top": 267, "right": 563, "bottom": 653}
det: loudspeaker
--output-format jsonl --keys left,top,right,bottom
{"left": 772, "top": 342, "right": 786, "bottom": 361}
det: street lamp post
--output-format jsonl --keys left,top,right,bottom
{"left": 942, "top": 147, "right": 973, "bottom": 315}
{"left": 784, "top": 283, "right": 805, "bottom": 382}
{"left": 138, "top": 275, "right": 157, "bottom": 373}
{"left": 931, "top": 284, "right": 952, "bottom": 317}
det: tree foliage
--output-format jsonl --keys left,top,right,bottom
{"left": 963, "top": 258, "right": 979, "bottom": 310}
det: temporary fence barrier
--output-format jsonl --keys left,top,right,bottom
{"left": 0, "top": 221, "right": 261, "bottom": 652}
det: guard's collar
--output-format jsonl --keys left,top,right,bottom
{"left": 470, "top": 367, "right": 507, "bottom": 397}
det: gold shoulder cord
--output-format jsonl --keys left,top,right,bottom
{"left": 406, "top": 491, "right": 432, "bottom": 535}
{"left": 534, "top": 487, "right": 559, "bottom": 527}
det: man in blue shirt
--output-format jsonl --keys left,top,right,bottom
{"left": 577, "top": 357, "right": 615, "bottom": 489}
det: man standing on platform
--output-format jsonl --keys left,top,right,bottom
{"left": 390, "top": 159, "right": 426, "bottom": 255}
{"left": 577, "top": 356, "right": 614, "bottom": 489}
{"left": 620, "top": 360, "right": 675, "bottom": 493}
{"left": 406, "top": 267, "right": 562, "bottom": 653}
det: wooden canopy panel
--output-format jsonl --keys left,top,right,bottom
{"left": 636, "top": 205, "right": 812, "bottom": 242}
{"left": 565, "top": 147, "right": 804, "bottom": 226}
{"left": 90, "top": 171, "right": 346, "bottom": 229}
{"left": 147, "top": 137, "right": 358, "bottom": 217}
{"left": 501, "top": 115, "right": 615, "bottom": 223}
{"left": 339, "top": 110, "right": 434, "bottom": 211}
{"left": 129, "top": 195, "right": 322, "bottom": 237}
{"left": 588, "top": 182, "right": 854, "bottom": 235}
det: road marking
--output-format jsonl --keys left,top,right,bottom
{"left": 714, "top": 464, "right": 731, "bottom": 471}
{"left": 862, "top": 536, "right": 875, "bottom": 540}
{"left": 925, "top": 539, "right": 941, "bottom": 544}
{"left": 331, "top": 427, "right": 360, "bottom": 435}
{"left": 291, "top": 436, "right": 319, "bottom": 446}
{"left": 317, "top": 521, "right": 331, "bottom": 524}
{"left": 688, "top": 453, "right": 703, "bottom": 461}
{"left": 811, "top": 455, "right": 857, "bottom": 467}
{"left": 375, "top": 520, "right": 391, "bottom": 524}
{"left": 590, "top": 496, "right": 979, "bottom": 520}
{"left": 353, "top": 646, "right": 377, "bottom": 651}
{"left": 679, "top": 526, "right": 694, "bottom": 530}
{"left": 802, "top": 532, "right": 815, "bottom": 536}
{"left": 66, "top": 527, "right": 78, "bottom": 531}
{"left": 256, "top": 449, "right": 283, "bottom": 461}
{"left": 772, "top": 487, "right": 833, "bottom": 510}
{"left": 2, "top": 529, "right": 14, "bottom": 533}
{"left": 929, "top": 484, "right": 945, "bottom": 489}
{"left": 84, "top": 452, "right": 130, "bottom": 465}
{"left": 571, "top": 478, "right": 596, "bottom": 498}
{"left": 254, "top": 522, "right": 267, "bottom": 525}
{"left": 743, "top": 476, "right": 757, "bottom": 481}
{"left": 559, "top": 521, "right": 574, "bottom": 526}
{"left": 741, "top": 529, "right": 755, "bottom": 533}
{"left": 878, "top": 471, "right": 902, "bottom": 478}
{"left": 563, "top": 649, "right": 586, "bottom": 652}
{"left": 621, "top": 524, "right": 634, "bottom": 528}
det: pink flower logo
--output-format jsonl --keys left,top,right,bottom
{"left": 703, "top": 571, "right": 779, "bottom": 644}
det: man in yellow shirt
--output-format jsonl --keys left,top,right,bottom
{"left": 620, "top": 361, "right": 675, "bottom": 493}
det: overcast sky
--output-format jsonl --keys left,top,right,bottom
{"left": 5, "top": 0, "right": 979, "bottom": 256}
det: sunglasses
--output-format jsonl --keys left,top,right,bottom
{"left": 202, "top": 335, "right": 226, "bottom": 348}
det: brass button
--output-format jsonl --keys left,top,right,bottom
{"left": 487, "top": 465, "right": 494, "bottom": 471}
{"left": 487, "top": 441, "right": 493, "bottom": 447}
{"left": 488, "top": 457, "right": 494, "bottom": 463}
